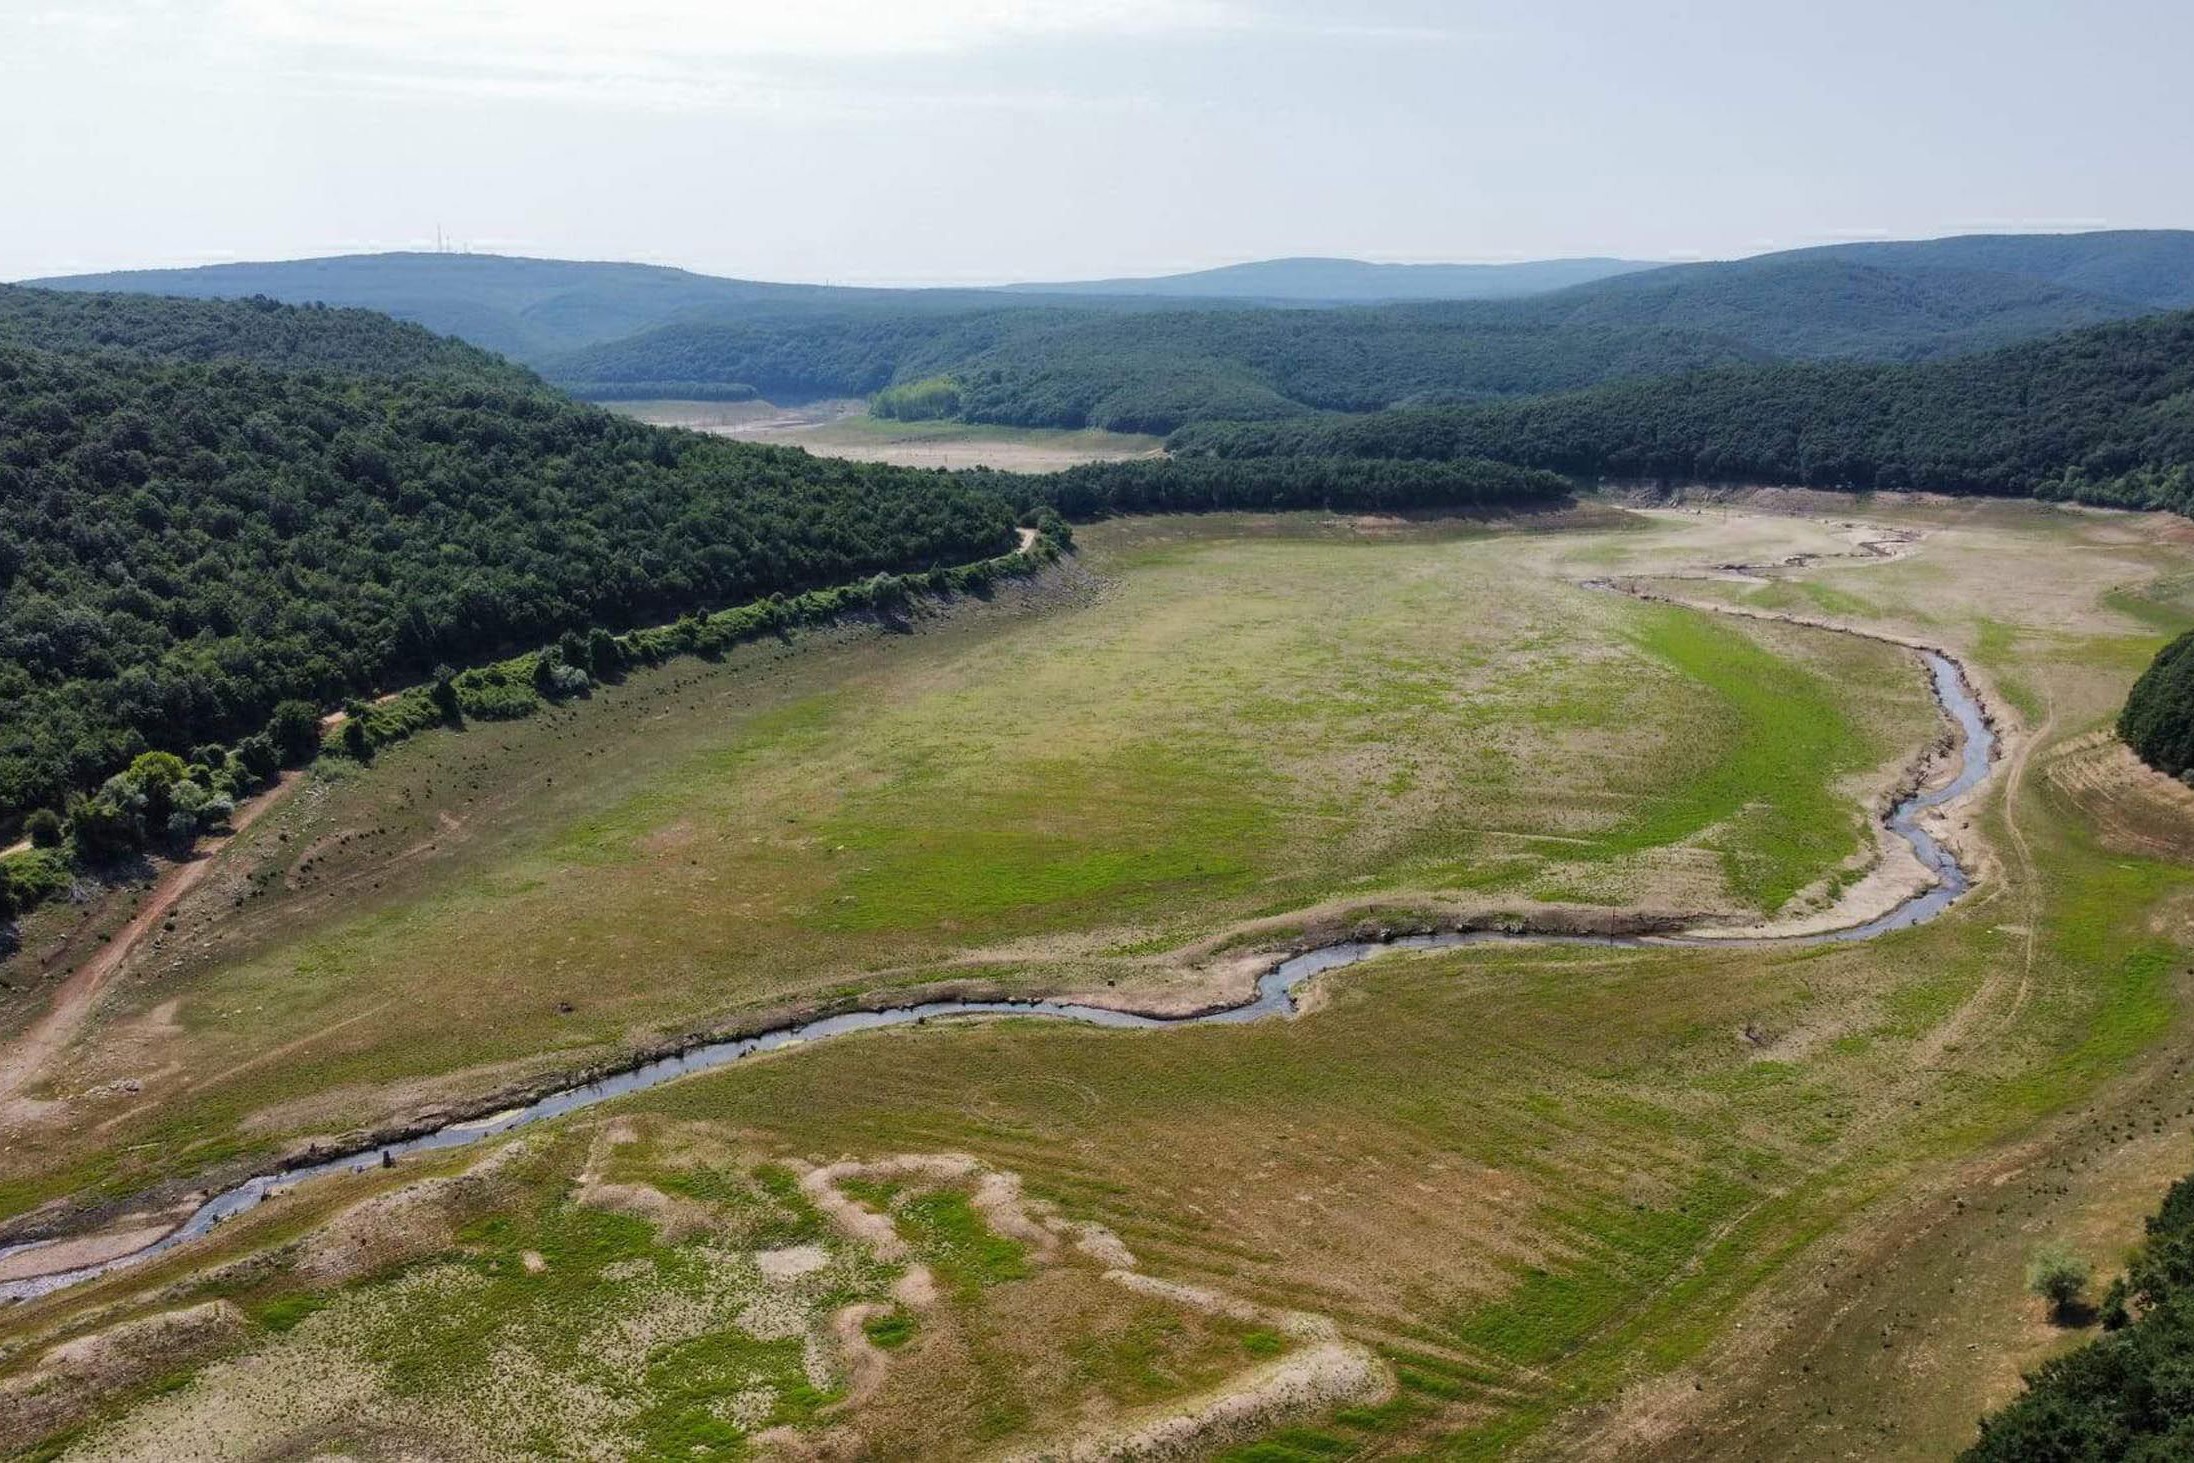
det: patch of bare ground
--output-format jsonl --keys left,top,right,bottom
{"left": 2042, "top": 730, "right": 2194, "bottom": 864}
{"left": 788, "top": 1153, "right": 1390, "bottom": 1460}
{"left": 0, "top": 1300, "right": 246, "bottom": 1455}
{"left": 292, "top": 1139, "right": 532, "bottom": 1288}
{"left": 0, "top": 1220, "right": 182, "bottom": 1284}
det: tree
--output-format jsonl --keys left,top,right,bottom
{"left": 267, "top": 700, "right": 322, "bottom": 766}
{"left": 2029, "top": 1243, "right": 2093, "bottom": 1324}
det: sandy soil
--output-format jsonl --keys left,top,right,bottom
{"left": 796, "top": 1150, "right": 1392, "bottom": 1460}
{"left": 609, "top": 399, "right": 1164, "bottom": 471}
{"left": 0, "top": 1221, "right": 178, "bottom": 1282}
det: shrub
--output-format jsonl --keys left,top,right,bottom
{"left": 340, "top": 718, "right": 372, "bottom": 762}
{"left": 24, "top": 808, "right": 61, "bottom": 848}
{"left": 2028, "top": 1242, "right": 2093, "bottom": 1324}
{"left": 266, "top": 700, "right": 322, "bottom": 766}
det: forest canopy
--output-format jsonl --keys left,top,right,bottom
{"left": 1167, "top": 309, "right": 2194, "bottom": 510}
{"left": 0, "top": 328, "right": 1017, "bottom": 828}
{"left": 2119, "top": 630, "right": 2194, "bottom": 778}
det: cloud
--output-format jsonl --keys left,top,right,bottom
{"left": 8, "top": 1, "right": 1459, "bottom": 117}
{"left": 218, "top": 0, "right": 1246, "bottom": 62}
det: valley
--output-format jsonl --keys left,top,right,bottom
{"left": 3, "top": 495, "right": 2189, "bottom": 1457}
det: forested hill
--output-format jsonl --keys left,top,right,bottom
{"left": 535, "top": 252, "right": 2186, "bottom": 434}
{"left": 22, "top": 254, "right": 914, "bottom": 363}
{"left": 541, "top": 307, "right": 1765, "bottom": 431}
{"left": 1169, "top": 309, "right": 2194, "bottom": 507}
{"left": 1491, "top": 257, "right": 2151, "bottom": 361}
{"left": 0, "top": 285, "right": 525, "bottom": 382}
{"left": 0, "top": 305, "right": 1020, "bottom": 829}
{"left": 0, "top": 288, "right": 1578, "bottom": 834}
{"left": 21, "top": 253, "right": 1137, "bottom": 364}
{"left": 1794, "top": 229, "right": 2194, "bottom": 310}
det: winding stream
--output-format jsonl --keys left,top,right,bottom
{"left": 0, "top": 637, "right": 1998, "bottom": 1303}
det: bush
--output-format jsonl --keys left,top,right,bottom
{"left": 339, "top": 718, "right": 372, "bottom": 762}
{"left": 24, "top": 808, "right": 61, "bottom": 848}
{"left": 2029, "top": 1243, "right": 2094, "bottom": 1323}
{"left": 266, "top": 700, "right": 322, "bottom": 766}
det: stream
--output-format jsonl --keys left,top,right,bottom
{"left": 0, "top": 644, "right": 1997, "bottom": 1303}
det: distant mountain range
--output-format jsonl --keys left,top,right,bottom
{"left": 998, "top": 256, "right": 1658, "bottom": 303}
{"left": 25, "top": 230, "right": 2194, "bottom": 434}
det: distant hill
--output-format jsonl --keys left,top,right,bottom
{"left": 1000, "top": 256, "right": 1656, "bottom": 303}
{"left": 0, "top": 282, "right": 530, "bottom": 382}
{"left": 1495, "top": 255, "right": 2155, "bottom": 360}
{"left": 1794, "top": 229, "right": 2194, "bottom": 309}
{"left": 18, "top": 254, "right": 1023, "bottom": 364}
{"left": 540, "top": 306, "right": 1765, "bottom": 433}
{"left": 1169, "top": 307, "right": 2194, "bottom": 507}
{"left": 30, "top": 232, "right": 2194, "bottom": 434}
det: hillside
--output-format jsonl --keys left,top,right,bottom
{"left": 1798, "top": 228, "right": 2194, "bottom": 309}
{"left": 1499, "top": 256, "right": 2152, "bottom": 360}
{"left": 1000, "top": 255, "right": 1655, "bottom": 302}
{"left": 0, "top": 295, "right": 1023, "bottom": 828}
{"left": 20, "top": 254, "right": 1039, "bottom": 363}
{"left": 0, "top": 284, "right": 527, "bottom": 381}
{"left": 542, "top": 306, "right": 1766, "bottom": 431}
{"left": 0, "top": 288, "right": 1588, "bottom": 831}
{"left": 1170, "top": 309, "right": 2194, "bottom": 506}
{"left": 536, "top": 236, "right": 2194, "bottom": 432}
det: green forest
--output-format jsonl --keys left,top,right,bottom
{"left": 1168, "top": 309, "right": 2194, "bottom": 509}
{"left": 0, "top": 303, "right": 1017, "bottom": 833}
{"left": 0, "top": 284, "right": 525, "bottom": 381}
{"left": 541, "top": 306, "right": 1762, "bottom": 431}
{"left": 1964, "top": 1165, "right": 2194, "bottom": 1459}
{"left": 2120, "top": 630, "right": 2194, "bottom": 778}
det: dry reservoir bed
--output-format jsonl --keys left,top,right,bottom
{"left": 2, "top": 500, "right": 2192, "bottom": 1458}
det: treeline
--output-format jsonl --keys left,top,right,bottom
{"left": 982, "top": 455, "right": 1574, "bottom": 521}
{"left": 552, "top": 380, "right": 759, "bottom": 403}
{"left": 1167, "top": 310, "right": 2194, "bottom": 508}
{"left": 1964, "top": 1168, "right": 2194, "bottom": 1458}
{"left": 0, "top": 327, "right": 1017, "bottom": 832}
{"left": 2119, "top": 631, "right": 2194, "bottom": 779}
{"left": 541, "top": 306, "right": 1760, "bottom": 434}
{"left": 0, "top": 285, "right": 524, "bottom": 382}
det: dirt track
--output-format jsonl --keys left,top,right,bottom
{"left": 0, "top": 771, "right": 301, "bottom": 1104}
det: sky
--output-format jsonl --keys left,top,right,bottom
{"left": 5, "top": 0, "right": 2193, "bottom": 286}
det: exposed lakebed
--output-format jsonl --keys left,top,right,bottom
{"left": 0, "top": 639, "right": 1997, "bottom": 1302}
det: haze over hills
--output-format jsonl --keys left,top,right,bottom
{"left": 998, "top": 255, "right": 1658, "bottom": 302}
{"left": 26, "top": 230, "right": 2194, "bottom": 435}
{"left": 20, "top": 253, "right": 982, "bottom": 363}
{"left": 1790, "top": 229, "right": 2194, "bottom": 309}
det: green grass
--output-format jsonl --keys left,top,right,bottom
{"left": 16, "top": 504, "right": 2184, "bottom": 1461}
{"left": 893, "top": 1190, "right": 1032, "bottom": 1296}
{"left": 1613, "top": 603, "right": 1880, "bottom": 908}
{"left": 0, "top": 519, "right": 1935, "bottom": 1223}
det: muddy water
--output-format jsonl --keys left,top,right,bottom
{"left": 0, "top": 652, "right": 1997, "bottom": 1302}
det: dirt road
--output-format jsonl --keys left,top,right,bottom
{"left": 0, "top": 771, "right": 301, "bottom": 1103}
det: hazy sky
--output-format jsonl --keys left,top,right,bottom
{"left": 6, "top": 0, "right": 2192, "bottom": 285}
